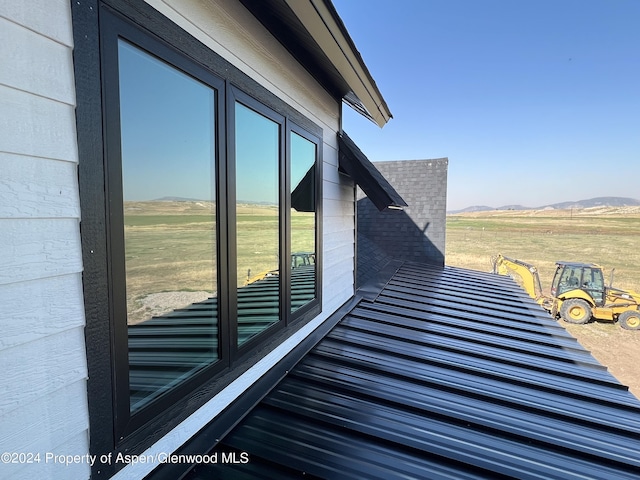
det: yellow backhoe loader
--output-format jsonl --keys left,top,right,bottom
{"left": 492, "top": 254, "right": 640, "bottom": 330}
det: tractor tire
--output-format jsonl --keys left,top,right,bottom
{"left": 560, "top": 299, "right": 592, "bottom": 324}
{"left": 618, "top": 310, "right": 640, "bottom": 330}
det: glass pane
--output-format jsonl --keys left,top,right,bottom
{"left": 582, "top": 267, "right": 605, "bottom": 305}
{"left": 290, "top": 133, "right": 317, "bottom": 313}
{"left": 235, "top": 102, "right": 280, "bottom": 346}
{"left": 557, "top": 266, "right": 581, "bottom": 296}
{"left": 118, "top": 40, "right": 218, "bottom": 413}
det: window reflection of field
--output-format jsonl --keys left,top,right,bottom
{"left": 291, "top": 211, "right": 315, "bottom": 254}
{"left": 236, "top": 204, "right": 279, "bottom": 286}
{"left": 235, "top": 205, "right": 315, "bottom": 285}
{"left": 123, "top": 202, "right": 316, "bottom": 325}
{"left": 124, "top": 201, "right": 216, "bottom": 325}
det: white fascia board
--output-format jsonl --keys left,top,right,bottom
{"left": 285, "top": 0, "right": 391, "bottom": 127}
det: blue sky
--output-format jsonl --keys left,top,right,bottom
{"left": 119, "top": 40, "right": 215, "bottom": 202}
{"left": 333, "top": 0, "right": 640, "bottom": 211}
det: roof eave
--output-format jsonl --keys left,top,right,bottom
{"left": 284, "top": 0, "right": 392, "bottom": 127}
{"left": 239, "top": 0, "right": 391, "bottom": 126}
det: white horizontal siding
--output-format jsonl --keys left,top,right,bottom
{"left": 323, "top": 162, "right": 349, "bottom": 186}
{"left": 324, "top": 169, "right": 355, "bottom": 294}
{"left": 0, "top": 2, "right": 89, "bottom": 479}
{"left": 0, "top": 16, "right": 75, "bottom": 105}
{"left": 322, "top": 137, "right": 355, "bottom": 308}
{"left": 0, "top": 153, "right": 80, "bottom": 218}
{"left": 325, "top": 241, "right": 355, "bottom": 266}
{"left": 0, "top": 85, "right": 78, "bottom": 161}
{"left": 0, "top": 218, "right": 83, "bottom": 285}
{"left": 0, "top": 274, "right": 85, "bottom": 350}
{"left": 7, "top": 432, "right": 91, "bottom": 480}
{"left": 323, "top": 214, "right": 355, "bottom": 235}
{"left": 325, "top": 227, "right": 355, "bottom": 252}
{"left": 0, "top": 329, "right": 88, "bottom": 417}
{"left": 0, "top": 0, "right": 74, "bottom": 47}
{"left": 324, "top": 267, "right": 354, "bottom": 306}
{"left": 323, "top": 141, "right": 339, "bottom": 167}
{"left": 323, "top": 180, "right": 354, "bottom": 202}
{"left": 0, "top": 382, "right": 90, "bottom": 480}
{"left": 324, "top": 198, "right": 355, "bottom": 218}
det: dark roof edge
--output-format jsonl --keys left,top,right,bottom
{"left": 338, "top": 131, "right": 408, "bottom": 211}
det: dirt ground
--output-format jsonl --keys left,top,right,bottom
{"left": 563, "top": 321, "right": 640, "bottom": 400}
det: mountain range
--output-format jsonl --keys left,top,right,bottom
{"left": 449, "top": 197, "right": 640, "bottom": 214}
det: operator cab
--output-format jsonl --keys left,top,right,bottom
{"left": 291, "top": 252, "right": 315, "bottom": 269}
{"left": 551, "top": 261, "right": 605, "bottom": 306}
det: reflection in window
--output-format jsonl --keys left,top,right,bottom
{"left": 290, "top": 133, "right": 317, "bottom": 313}
{"left": 118, "top": 40, "right": 218, "bottom": 413}
{"left": 235, "top": 102, "right": 280, "bottom": 346}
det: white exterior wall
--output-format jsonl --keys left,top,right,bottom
{"left": 110, "top": 1, "right": 356, "bottom": 478}
{"left": 0, "top": 1, "right": 90, "bottom": 480}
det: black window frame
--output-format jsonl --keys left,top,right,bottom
{"left": 227, "top": 88, "right": 287, "bottom": 353}
{"left": 288, "top": 123, "right": 323, "bottom": 318}
{"left": 72, "top": 0, "right": 323, "bottom": 476}
{"left": 101, "top": 9, "right": 230, "bottom": 438}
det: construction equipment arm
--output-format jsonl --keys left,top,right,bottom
{"left": 492, "top": 254, "right": 544, "bottom": 301}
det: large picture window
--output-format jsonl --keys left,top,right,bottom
{"left": 75, "top": 2, "right": 323, "bottom": 469}
{"left": 117, "top": 40, "right": 219, "bottom": 413}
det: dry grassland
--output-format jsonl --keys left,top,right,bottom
{"left": 123, "top": 201, "right": 314, "bottom": 324}
{"left": 124, "top": 201, "right": 217, "bottom": 324}
{"left": 446, "top": 206, "right": 640, "bottom": 398}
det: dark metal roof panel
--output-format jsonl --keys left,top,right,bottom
{"left": 183, "top": 262, "right": 640, "bottom": 480}
{"left": 338, "top": 132, "right": 407, "bottom": 211}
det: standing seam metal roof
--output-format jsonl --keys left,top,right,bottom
{"left": 182, "top": 262, "right": 640, "bottom": 480}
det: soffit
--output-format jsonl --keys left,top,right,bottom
{"left": 239, "top": 0, "right": 392, "bottom": 127}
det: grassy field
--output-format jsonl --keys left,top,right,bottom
{"left": 124, "top": 201, "right": 217, "bottom": 324}
{"left": 123, "top": 201, "right": 315, "bottom": 323}
{"left": 446, "top": 207, "right": 640, "bottom": 293}
{"left": 446, "top": 206, "right": 640, "bottom": 399}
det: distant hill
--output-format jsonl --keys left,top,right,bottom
{"left": 541, "top": 197, "right": 640, "bottom": 210}
{"left": 453, "top": 205, "right": 496, "bottom": 213}
{"left": 154, "top": 196, "right": 204, "bottom": 202}
{"left": 495, "top": 204, "right": 529, "bottom": 211}
{"left": 449, "top": 197, "right": 640, "bottom": 214}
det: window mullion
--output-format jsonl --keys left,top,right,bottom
{"left": 225, "top": 84, "right": 240, "bottom": 360}
{"left": 282, "top": 120, "right": 292, "bottom": 323}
